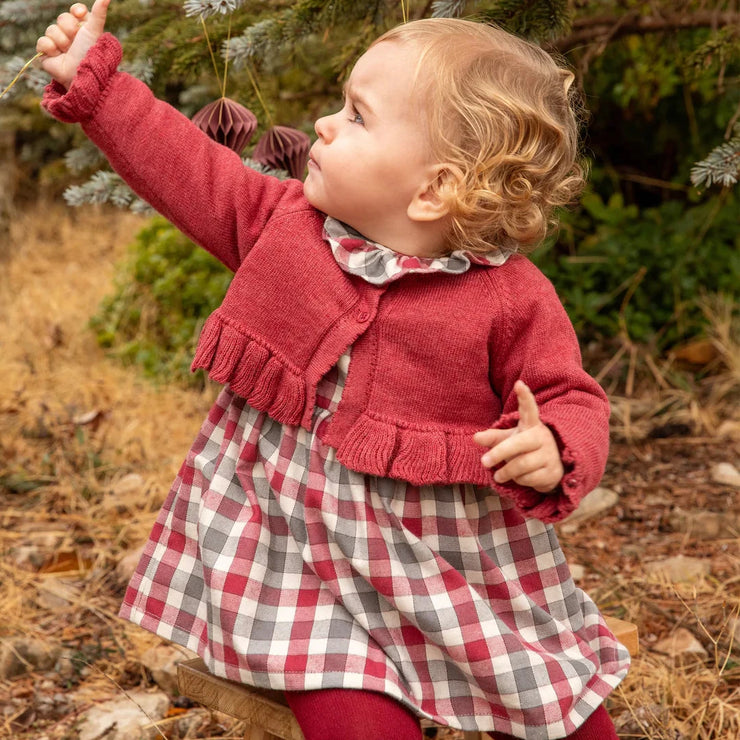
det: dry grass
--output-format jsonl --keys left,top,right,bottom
{"left": 594, "top": 298, "right": 740, "bottom": 445}
{"left": 596, "top": 572, "right": 740, "bottom": 739}
{"left": 1, "top": 204, "right": 739, "bottom": 739}
{"left": 0, "top": 205, "right": 217, "bottom": 556}
{"left": 0, "top": 204, "right": 222, "bottom": 738}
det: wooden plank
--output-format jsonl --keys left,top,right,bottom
{"left": 177, "top": 659, "right": 304, "bottom": 740}
{"left": 245, "top": 730, "right": 284, "bottom": 740}
{"left": 604, "top": 615, "right": 639, "bottom": 656}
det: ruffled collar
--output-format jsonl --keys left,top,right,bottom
{"left": 323, "top": 217, "right": 512, "bottom": 285}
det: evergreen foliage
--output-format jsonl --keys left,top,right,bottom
{"left": 433, "top": 0, "right": 571, "bottom": 41}
{"left": 691, "top": 123, "right": 740, "bottom": 188}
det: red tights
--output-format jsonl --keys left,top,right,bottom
{"left": 285, "top": 688, "right": 618, "bottom": 740}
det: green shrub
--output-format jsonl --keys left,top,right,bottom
{"left": 535, "top": 189, "right": 738, "bottom": 348}
{"left": 90, "top": 216, "right": 231, "bottom": 385}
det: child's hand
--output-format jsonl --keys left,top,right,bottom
{"left": 36, "top": 0, "right": 111, "bottom": 90}
{"left": 474, "top": 380, "right": 564, "bottom": 493}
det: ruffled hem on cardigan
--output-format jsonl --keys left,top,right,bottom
{"left": 191, "top": 312, "right": 306, "bottom": 426}
{"left": 332, "top": 414, "right": 489, "bottom": 487}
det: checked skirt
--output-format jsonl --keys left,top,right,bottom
{"left": 119, "top": 352, "right": 629, "bottom": 739}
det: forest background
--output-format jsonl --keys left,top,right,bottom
{"left": 0, "top": 0, "right": 739, "bottom": 739}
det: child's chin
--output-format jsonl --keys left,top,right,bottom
{"left": 302, "top": 182, "right": 328, "bottom": 214}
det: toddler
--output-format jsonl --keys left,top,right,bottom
{"left": 37, "top": 2, "right": 630, "bottom": 738}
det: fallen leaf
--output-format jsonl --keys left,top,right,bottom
{"left": 672, "top": 339, "right": 718, "bottom": 365}
{"left": 72, "top": 409, "right": 104, "bottom": 426}
{"left": 39, "top": 550, "right": 93, "bottom": 575}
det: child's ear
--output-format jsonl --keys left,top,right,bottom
{"left": 407, "top": 165, "right": 457, "bottom": 223}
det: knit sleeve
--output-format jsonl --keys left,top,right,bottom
{"left": 484, "top": 257, "right": 611, "bottom": 523}
{"left": 41, "top": 34, "right": 308, "bottom": 273}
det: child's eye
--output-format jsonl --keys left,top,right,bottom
{"left": 349, "top": 108, "right": 364, "bottom": 125}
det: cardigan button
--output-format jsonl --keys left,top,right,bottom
{"left": 355, "top": 309, "right": 370, "bottom": 323}
{"left": 564, "top": 477, "right": 578, "bottom": 488}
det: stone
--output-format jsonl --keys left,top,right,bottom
{"left": 55, "top": 650, "right": 79, "bottom": 681}
{"left": 717, "top": 421, "right": 740, "bottom": 440}
{"left": 77, "top": 690, "right": 170, "bottom": 740}
{"left": 711, "top": 462, "right": 740, "bottom": 488}
{"left": 110, "top": 473, "right": 146, "bottom": 497}
{"left": 0, "top": 639, "right": 61, "bottom": 680}
{"left": 10, "top": 545, "right": 47, "bottom": 570}
{"left": 668, "top": 507, "right": 740, "bottom": 540}
{"left": 653, "top": 627, "right": 708, "bottom": 659}
{"left": 560, "top": 486, "right": 619, "bottom": 530}
{"left": 115, "top": 544, "right": 146, "bottom": 584}
{"left": 37, "top": 578, "right": 81, "bottom": 609}
{"left": 140, "top": 644, "right": 199, "bottom": 696}
{"left": 644, "top": 554, "right": 711, "bottom": 583}
{"left": 614, "top": 703, "right": 687, "bottom": 739}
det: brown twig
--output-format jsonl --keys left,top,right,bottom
{"left": 552, "top": 11, "right": 740, "bottom": 52}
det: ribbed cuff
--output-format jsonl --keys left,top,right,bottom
{"left": 41, "top": 33, "right": 123, "bottom": 123}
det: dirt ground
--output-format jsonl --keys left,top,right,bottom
{"left": 1, "top": 205, "right": 738, "bottom": 739}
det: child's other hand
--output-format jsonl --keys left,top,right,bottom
{"left": 36, "top": 0, "right": 111, "bottom": 90}
{"left": 473, "top": 380, "right": 564, "bottom": 493}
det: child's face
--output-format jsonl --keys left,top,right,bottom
{"left": 304, "top": 40, "right": 437, "bottom": 246}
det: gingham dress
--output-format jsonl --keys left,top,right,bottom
{"left": 120, "top": 219, "right": 630, "bottom": 739}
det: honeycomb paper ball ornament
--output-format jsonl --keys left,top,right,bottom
{"left": 192, "top": 98, "right": 258, "bottom": 154}
{"left": 253, "top": 126, "right": 311, "bottom": 179}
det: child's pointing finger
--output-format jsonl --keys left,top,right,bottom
{"left": 514, "top": 380, "right": 540, "bottom": 429}
{"left": 83, "top": 0, "right": 112, "bottom": 37}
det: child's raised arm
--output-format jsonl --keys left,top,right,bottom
{"left": 37, "top": 1, "right": 306, "bottom": 273}
{"left": 37, "top": 0, "right": 110, "bottom": 90}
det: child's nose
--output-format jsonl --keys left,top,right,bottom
{"left": 314, "top": 113, "right": 336, "bottom": 142}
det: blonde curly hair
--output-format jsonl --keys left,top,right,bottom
{"left": 373, "top": 18, "right": 586, "bottom": 255}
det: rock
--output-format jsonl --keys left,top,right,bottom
{"left": 645, "top": 554, "right": 711, "bottom": 583}
{"left": 614, "top": 703, "right": 686, "bottom": 739}
{"left": 560, "top": 486, "right": 619, "bottom": 531}
{"left": 111, "top": 473, "right": 146, "bottom": 496}
{"left": 115, "top": 544, "right": 146, "bottom": 584}
{"left": 55, "top": 650, "right": 80, "bottom": 681}
{"left": 711, "top": 462, "right": 740, "bottom": 488}
{"left": 717, "top": 420, "right": 740, "bottom": 440}
{"left": 653, "top": 628, "right": 708, "bottom": 659}
{"left": 103, "top": 474, "right": 147, "bottom": 514}
{"left": 0, "top": 639, "right": 61, "bottom": 680}
{"left": 10, "top": 545, "right": 47, "bottom": 570}
{"left": 37, "top": 578, "right": 81, "bottom": 609}
{"left": 140, "top": 644, "right": 198, "bottom": 696}
{"left": 621, "top": 544, "right": 645, "bottom": 560}
{"left": 668, "top": 507, "right": 740, "bottom": 540}
{"left": 77, "top": 690, "right": 170, "bottom": 740}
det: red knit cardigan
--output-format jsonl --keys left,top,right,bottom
{"left": 42, "top": 35, "right": 610, "bottom": 523}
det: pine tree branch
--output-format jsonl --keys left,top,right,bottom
{"left": 552, "top": 11, "right": 740, "bottom": 52}
{"left": 690, "top": 123, "right": 740, "bottom": 189}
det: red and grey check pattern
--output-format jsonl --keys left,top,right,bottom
{"left": 120, "top": 228, "right": 629, "bottom": 738}
{"left": 323, "top": 216, "right": 512, "bottom": 283}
